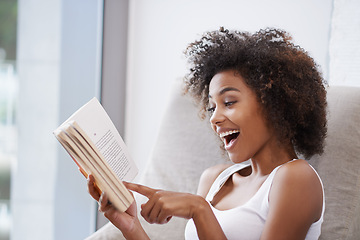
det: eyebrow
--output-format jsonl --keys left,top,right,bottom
{"left": 209, "top": 87, "right": 240, "bottom": 98}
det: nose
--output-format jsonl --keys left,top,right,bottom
{"left": 209, "top": 107, "right": 225, "bottom": 126}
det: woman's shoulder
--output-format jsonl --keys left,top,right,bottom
{"left": 196, "top": 163, "right": 233, "bottom": 198}
{"left": 269, "top": 159, "right": 323, "bottom": 223}
{"left": 273, "top": 159, "right": 322, "bottom": 193}
{"left": 275, "top": 159, "right": 320, "bottom": 183}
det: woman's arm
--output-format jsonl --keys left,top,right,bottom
{"left": 261, "top": 160, "right": 323, "bottom": 240}
{"left": 124, "top": 163, "right": 231, "bottom": 239}
{"left": 125, "top": 182, "right": 227, "bottom": 240}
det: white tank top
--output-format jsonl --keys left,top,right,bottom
{"left": 184, "top": 160, "right": 325, "bottom": 239}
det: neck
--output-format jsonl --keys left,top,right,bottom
{"left": 249, "top": 141, "right": 297, "bottom": 177}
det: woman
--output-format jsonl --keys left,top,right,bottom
{"left": 88, "top": 27, "right": 327, "bottom": 239}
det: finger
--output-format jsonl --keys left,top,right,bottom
{"left": 103, "top": 207, "right": 122, "bottom": 223}
{"left": 149, "top": 191, "right": 170, "bottom": 224}
{"left": 87, "top": 174, "right": 101, "bottom": 200}
{"left": 146, "top": 199, "right": 162, "bottom": 224}
{"left": 103, "top": 206, "right": 135, "bottom": 233}
{"left": 158, "top": 212, "right": 173, "bottom": 225}
{"left": 98, "top": 192, "right": 112, "bottom": 212}
{"left": 124, "top": 182, "right": 157, "bottom": 198}
{"left": 139, "top": 199, "right": 157, "bottom": 224}
{"left": 140, "top": 193, "right": 172, "bottom": 224}
{"left": 146, "top": 193, "right": 172, "bottom": 224}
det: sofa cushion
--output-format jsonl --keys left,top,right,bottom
{"left": 308, "top": 86, "right": 360, "bottom": 240}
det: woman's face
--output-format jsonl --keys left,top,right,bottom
{"left": 208, "top": 70, "right": 275, "bottom": 163}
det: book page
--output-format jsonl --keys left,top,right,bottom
{"left": 68, "top": 121, "right": 133, "bottom": 203}
{"left": 60, "top": 98, "right": 138, "bottom": 182}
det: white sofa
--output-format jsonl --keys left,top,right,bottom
{"left": 87, "top": 82, "right": 360, "bottom": 240}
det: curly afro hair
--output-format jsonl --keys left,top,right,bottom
{"left": 184, "top": 27, "right": 327, "bottom": 159}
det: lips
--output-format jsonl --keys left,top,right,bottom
{"left": 219, "top": 130, "right": 240, "bottom": 149}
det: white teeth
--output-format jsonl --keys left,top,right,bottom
{"left": 219, "top": 130, "right": 240, "bottom": 138}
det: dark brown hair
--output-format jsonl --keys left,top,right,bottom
{"left": 184, "top": 27, "right": 327, "bottom": 158}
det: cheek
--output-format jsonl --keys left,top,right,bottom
{"left": 230, "top": 110, "right": 247, "bottom": 126}
{"left": 249, "top": 118, "right": 272, "bottom": 143}
{"left": 236, "top": 111, "right": 267, "bottom": 137}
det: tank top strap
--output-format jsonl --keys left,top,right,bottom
{"left": 206, "top": 159, "right": 298, "bottom": 203}
{"left": 206, "top": 162, "right": 250, "bottom": 202}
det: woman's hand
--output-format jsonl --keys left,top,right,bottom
{"left": 124, "top": 182, "right": 208, "bottom": 225}
{"left": 125, "top": 182, "right": 227, "bottom": 239}
{"left": 87, "top": 175, "right": 149, "bottom": 240}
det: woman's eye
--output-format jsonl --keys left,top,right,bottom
{"left": 207, "top": 107, "right": 215, "bottom": 114}
{"left": 225, "top": 101, "right": 236, "bottom": 107}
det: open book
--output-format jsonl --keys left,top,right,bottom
{"left": 53, "top": 98, "right": 138, "bottom": 212}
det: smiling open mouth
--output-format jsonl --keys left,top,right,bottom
{"left": 220, "top": 130, "right": 240, "bottom": 145}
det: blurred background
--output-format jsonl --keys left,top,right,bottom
{"left": 0, "top": 0, "right": 359, "bottom": 239}
{"left": 0, "top": 1, "right": 17, "bottom": 240}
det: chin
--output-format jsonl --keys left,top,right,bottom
{"left": 228, "top": 153, "right": 250, "bottom": 164}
